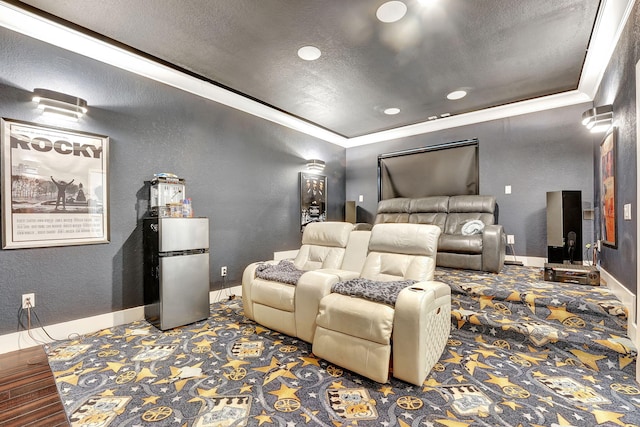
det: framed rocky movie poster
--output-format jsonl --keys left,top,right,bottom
{"left": 1, "top": 118, "right": 110, "bottom": 249}
{"left": 300, "top": 172, "right": 326, "bottom": 230}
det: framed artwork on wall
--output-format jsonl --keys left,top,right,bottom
{"left": 300, "top": 172, "right": 326, "bottom": 231}
{"left": 599, "top": 128, "right": 616, "bottom": 248}
{"left": 1, "top": 118, "right": 110, "bottom": 249}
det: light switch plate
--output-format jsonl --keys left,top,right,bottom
{"left": 505, "top": 185, "right": 511, "bottom": 194}
{"left": 624, "top": 203, "right": 631, "bottom": 220}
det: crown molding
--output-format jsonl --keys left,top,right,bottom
{"left": 0, "top": 1, "right": 347, "bottom": 146}
{"left": 0, "top": 0, "right": 634, "bottom": 148}
{"left": 344, "top": 90, "right": 592, "bottom": 148}
{"left": 578, "top": 0, "right": 636, "bottom": 99}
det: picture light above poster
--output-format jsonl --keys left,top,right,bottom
{"left": 32, "top": 88, "right": 88, "bottom": 123}
{"left": 305, "top": 159, "right": 325, "bottom": 172}
{"left": 581, "top": 104, "right": 613, "bottom": 133}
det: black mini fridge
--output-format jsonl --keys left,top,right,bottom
{"left": 143, "top": 217, "right": 210, "bottom": 330}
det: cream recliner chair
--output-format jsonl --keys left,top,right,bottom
{"left": 242, "top": 222, "right": 368, "bottom": 339}
{"left": 311, "top": 223, "right": 451, "bottom": 386}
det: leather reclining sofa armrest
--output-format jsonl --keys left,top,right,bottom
{"left": 392, "top": 280, "right": 451, "bottom": 385}
{"left": 481, "top": 224, "right": 505, "bottom": 273}
{"left": 241, "top": 260, "right": 279, "bottom": 320}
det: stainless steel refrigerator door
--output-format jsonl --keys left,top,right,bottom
{"left": 159, "top": 252, "right": 210, "bottom": 329}
{"left": 159, "top": 217, "right": 209, "bottom": 252}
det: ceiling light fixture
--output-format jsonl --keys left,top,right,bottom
{"left": 32, "top": 88, "right": 87, "bottom": 121}
{"left": 447, "top": 90, "right": 467, "bottom": 100}
{"left": 383, "top": 107, "right": 401, "bottom": 115}
{"left": 306, "top": 159, "right": 326, "bottom": 171}
{"left": 376, "top": 1, "right": 407, "bottom": 23}
{"left": 297, "top": 46, "right": 321, "bottom": 61}
{"left": 581, "top": 104, "right": 613, "bottom": 133}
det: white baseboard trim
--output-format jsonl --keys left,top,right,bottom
{"left": 599, "top": 268, "right": 637, "bottom": 342}
{"left": 506, "top": 255, "right": 547, "bottom": 268}
{"left": 0, "top": 306, "right": 145, "bottom": 355}
{"left": 598, "top": 268, "right": 638, "bottom": 383}
{"left": 0, "top": 286, "right": 245, "bottom": 355}
{"left": 209, "top": 285, "right": 243, "bottom": 303}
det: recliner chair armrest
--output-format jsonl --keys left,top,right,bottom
{"left": 242, "top": 260, "right": 278, "bottom": 320}
{"left": 295, "top": 269, "right": 360, "bottom": 343}
{"left": 392, "top": 281, "right": 451, "bottom": 386}
{"left": 481, "top": 224, "right": 505, "bottom": 273}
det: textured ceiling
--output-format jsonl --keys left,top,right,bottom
{"left": 14, "top": 0, "right": 600, "bottom": 139}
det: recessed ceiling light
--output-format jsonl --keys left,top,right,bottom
{"left": 428, "top": 116, "right": 438, "bottom": 120}
{"left": 440, "top": 113, "right": 451, "bottom": 118}
{"left": 297, "top": 46, "right": 321, "bottom": 61}
{"left": 447, "top": 90, "right": 467, "bottom": 100}
{"left": 376, "top": 1, "right": 407, "bottom": 23}
{"left": 384, "top": 107, "right": 401, "bottom": 115}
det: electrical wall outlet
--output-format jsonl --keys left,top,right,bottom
{"left": 221, "top": 266, "right": 227, "bottom": 277}
{"left": 22, "top": 293, "right": 35, "bottom": 309}
{"left": 507, "top": 235, "right": 515, "bottom": 244}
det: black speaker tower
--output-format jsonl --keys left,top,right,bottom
{"left": 546, "top": 190, "right": 582, "bottom": 264}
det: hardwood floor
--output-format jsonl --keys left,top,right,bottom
{"left": 0, "top": 345, "right": 68, "bottom": 426}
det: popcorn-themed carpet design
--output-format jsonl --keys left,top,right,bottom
{"left": 48, "top": 265, "right": 640, "bottom": 426}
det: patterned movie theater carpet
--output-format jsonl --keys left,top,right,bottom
{"left": 48, "top": 266, "right": 640, "bottom": 426}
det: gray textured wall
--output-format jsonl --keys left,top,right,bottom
{"left": 346, "top": 104, "right": 596, "bottom": 261}
{"left": 592, "top": 1, "right": 639, "bottom": 294}
{"left": 0, "top": 28, "right": 345, "bottom": 334}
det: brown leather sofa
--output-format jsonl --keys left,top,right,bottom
{"left": 375, "top": 195, "right": 506, "bottom": 273}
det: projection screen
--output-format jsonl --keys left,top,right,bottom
{"left": 378, "top": 139, "right": 479, "bottom": 200}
